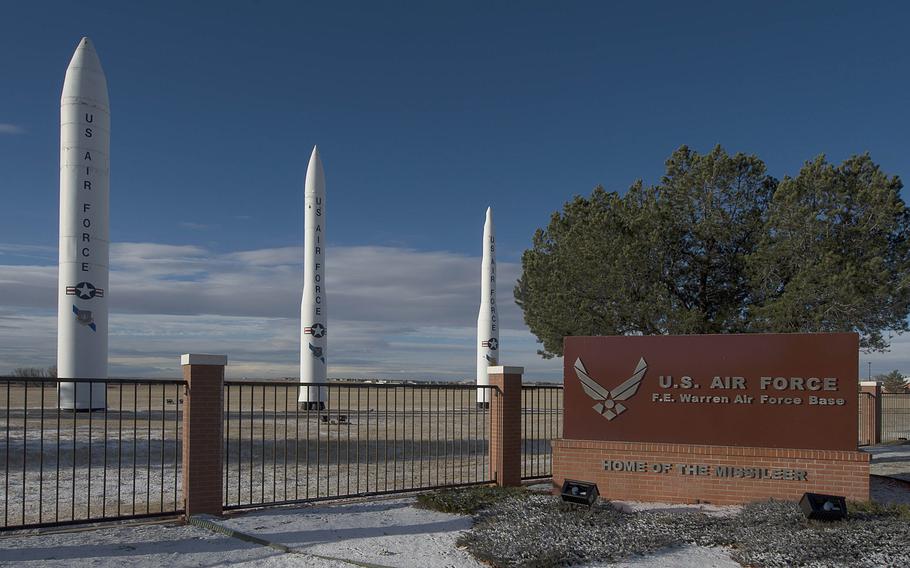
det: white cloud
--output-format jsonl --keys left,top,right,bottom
{"left": 3, "top": 239, "right": 909, "bottom": 381}
{"left": 178, "top": 221, "right": 212, "bottom": 230}
{"left": 0, "top": 244, "right": 55, "bottom": 262}
{"left": 0, "top": 123, "right": 25, "bottom": 135}
{"left": 0, "top": 242, "right": 562, "bottom": 381}
{"left": 859, "top": 333, "right": 910, "bottom": 378}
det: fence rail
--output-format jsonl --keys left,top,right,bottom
{"left": 0, "top": 377, "right": 185, "bottom": 531}
{"left": 223, "top": 382, "right": 496, "bottom": 510}
{"left": 520, "top": 385, "right": 563, "bottom": 480}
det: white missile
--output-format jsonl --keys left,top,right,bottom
{"left": 299, "top": 146, "right": 327, "bottom": 409}
{"left": 476, "top": 206, "right": 498, "bottom": 407}
{"left": 58, "top": 37, "right": 109, "bottom": 410}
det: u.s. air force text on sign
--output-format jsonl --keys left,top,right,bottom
{"left": 563, "top": 333, "right": 858, "bottom": 451}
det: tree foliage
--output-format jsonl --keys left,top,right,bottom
{"left": 516, "top": 146, "right": 910, "bottom": 358}
{"left": 879, "top": 370, "right": 909, "bottom": 393}
{"left": 749, "top": 154, "right": 910, "bottom": 349}
{"left": 11, "top": 367, "right": 55, "bottom": 378}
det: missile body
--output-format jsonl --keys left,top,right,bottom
{"left": 58, "top": 37, "right": 109, "bottom": 410}
{"left": 476, "top": 207, "right": 498, "bottom": 407}
{"left": 299, "top": 146, "right": 327, "bottom": 409}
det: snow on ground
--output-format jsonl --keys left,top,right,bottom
{"left": 0, "top": 444, "right": 907, "bottom": 567}
{"left": 597, "top": 545, "right": 740, "bottom": 567}
{"left": 609, "top": 500, "right": 740, "bottom": 517}
{"left": 1, "top": 410, "right": 502, "bottom": 528}
{"left": 0, "top": 497, "right": 481, "bottom": 568}
{"left": 0, "top": 496, "right": 744, "bottom": 568}
{"left": 0, "top": 519, "right": 332, "bottom": 567}
{"left": 3, "top": 480, "right": 910, "bottom": 568}
{"left": 220, "top": 497, "right": 483, "bottom": 567}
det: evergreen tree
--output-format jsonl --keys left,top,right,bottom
{"left": 880, "top": 370, "right": 908, "bottom": 393}
{"left": 516, "top": 147, "right": 910, "bottom": 357}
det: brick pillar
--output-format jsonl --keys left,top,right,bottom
{"left": 181, "top": 353, "right": 226, "bottom": 518}
{"left": 859, "top": 381, "right": 882, "bottom": 445}
{"left": 489, "top": 366, "right": 523, "bottom": 487}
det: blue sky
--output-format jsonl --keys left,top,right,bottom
{"left": 2, "top": 1, "right": 909, "bottom": 379}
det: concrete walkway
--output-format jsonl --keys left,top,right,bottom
{"left": 865, "top": 442, "right": 910, "bottom": 482}
{"left": 0, "top": 519, "right": 313, "bottom": 567}
{"left": 0, "top": 498, "right": 480, "bottom": 568}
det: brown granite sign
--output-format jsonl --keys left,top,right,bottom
{"left": 563, "top": 333, "right": 858, "bottom": 451}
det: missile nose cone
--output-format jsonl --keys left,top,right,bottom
{"left": 63, "top": 36, "right": 108, "bottom": 105}
{"left": 307, "top": 145, "right": 324, "bottom": 171}
{"left": 67, "top": 36, "right": 104, "bottom": 74}
{"left": 305, "top": 144, "right": 325, "bottom": 195}
{"left": 484, "top": 207, "right": 494, "bottom": 230}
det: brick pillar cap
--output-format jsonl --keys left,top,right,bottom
{"left": 859, "top": 381, "right": 879, "bottom": 386}
{"left": 181, "top": 354, "right": 228, "bottom": 366}
{"left": 488, "top": 366, "right": 524, "bottom": 375}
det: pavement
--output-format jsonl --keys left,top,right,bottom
{"left": 0, "top": 519, "right": 308, "bottom": 567}
{"left": 0, "top": 497, "right": 481, "bottom": 568}
{"left": 865, "top": 441, "right": 910, "bottom": 482}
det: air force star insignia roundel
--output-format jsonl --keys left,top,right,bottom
{"left": 304, "top": 323, "right": 326, "bottom": 338}
{"left": 574, "top": 357, "right": 647, "bottom": 420}
{"left": 66, "top": 282, "right": 104, "bottom": 300}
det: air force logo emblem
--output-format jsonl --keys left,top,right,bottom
{"left": 574, "top": 357, "right": 647, "bottom": 420}
{"left": 308, "top": 343, "right": 325, "bottom": 364}
{"left": 72, "top": 305, "right": 97, "bottom": 332}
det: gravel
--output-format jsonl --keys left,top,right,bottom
{"left": 458, "top": 494, "right": 910, "bottom": 568}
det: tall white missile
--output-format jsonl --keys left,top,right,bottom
{"left": 299, "top": 146, "right": 327, "bottom": 409}
{"left": 476, "top": 206, "right": 498, "bottom": 407}
{"left": 58, "top": 37, "right": 109, "bottom": 410}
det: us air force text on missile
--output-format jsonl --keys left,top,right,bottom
{"left": 650, "top": 375, "right": 847, "bottom": 406}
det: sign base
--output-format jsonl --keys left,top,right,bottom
{"left": 552, "top": 438, "right": 870, "bottom": 505}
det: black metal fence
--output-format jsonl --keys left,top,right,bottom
{"left": 222, "top": 382, "right": 496, "bottom": 510}
{"left": 882, "top": 393, "right": 910, "bottom": 443}
{"left": 2, "top": 376, "right": 567, "bottom": 529}
{"left": 0, "top": 377, "right": 185, "bottom": 531}
{"left": 520, "top": 384, "right": 563, "bottom": 480}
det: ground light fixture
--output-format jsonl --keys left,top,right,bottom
{"left": 561, "top": 479, "right": 599, "bottom": 506}
{"left": 799, "top": 492, "right": 847, "bottom": 521}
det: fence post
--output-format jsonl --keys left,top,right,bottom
{"left": 181, "top": 353, "right": 226, "bottom": 518}
{"left": 489, "top": 366, "right": 523, "bottom": 487}
{"left": 859, "top": 381, "right": 882, "bottom": 445}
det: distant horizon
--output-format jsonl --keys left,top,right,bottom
{"left": 0, "top": 371, "right": 566, "bottom": 385}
